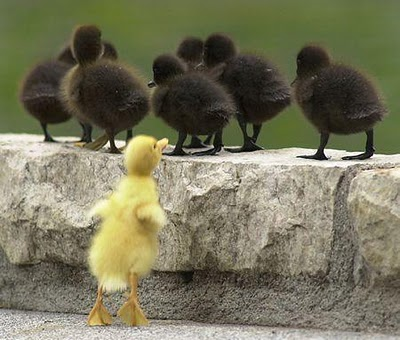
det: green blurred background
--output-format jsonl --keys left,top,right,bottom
{"left": 1, "top": 0, "right": 399, "bottom": 153}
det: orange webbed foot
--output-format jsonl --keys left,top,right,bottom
{"left": 118, "top": 298, "right": 149, "bottom": 326}
{"left": 87, "top": 301, "right": 112, "bottom": 326}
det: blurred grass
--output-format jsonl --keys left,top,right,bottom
{"left": 1, "top": 0, "right": 399, "bottom": 153}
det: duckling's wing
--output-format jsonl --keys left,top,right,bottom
{"left": 117, "top": 91, "right": 146, "bottom": 112}
{"left": 263, "top": 82, "right": 292, "bottom": 103}
{"left": 345, "top": 103, "right": 387, "bottom": 120}
{"left": 21, "top": 84, "right": 58, "bottom": 102}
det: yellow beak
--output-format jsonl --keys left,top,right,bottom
{"left": 157, "top": 138, "right": 169, "bottom": 151}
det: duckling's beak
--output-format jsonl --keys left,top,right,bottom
{"left": 195, "top": 62, "right": 205, "bottom": 71}
{"left": 157, "top": 138, "right": 169, "bottom": 151}
{"left": 291, "top": 77, "right": 298, "bottom": 87}
{"left": 148, "top": 80, "right": 156, "bottom": 88}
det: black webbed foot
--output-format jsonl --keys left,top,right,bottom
{"left": 297, "top": 152, "right": 329, "bottom": 160}
{"left": 44, "top": 136, "right": 57, "bottom": 142}
{"left": 193, "top": 145, "right": 222, "bottom": 156}
{"left": 79, "top": 135, "right": 92, "bottom": 144}
{"left": 342, "top": 149, "right": 374, "bottom": 160}
{"left": 225, "top": 140, "right": 263, "bottom": 153}
{"left": 163, "top": 148, "right": 190, "bottom": 156}
{"left": 184, "top": 136, "right": 208, "bottom": 149}
{"left": 109, "top": 147, "right": 122, "bottom": 154}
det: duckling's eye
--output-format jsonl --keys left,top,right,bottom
{"left": 153, "top": 67, "right": 159, "bottom": 74}
{"left": 153, "top": 143, "right": 157, "bottom": 149}
{"left": 297, "top": 58, "right": 301, "bottom": 64}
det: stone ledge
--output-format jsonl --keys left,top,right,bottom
{"left": 0, "top": 134, "right": 400, "bottom": 279}
{"left": 349, "top": 168, "right": 400, "bottom": 286}
{"left": 1, "top": 134, "right": 400, "bottom": 332}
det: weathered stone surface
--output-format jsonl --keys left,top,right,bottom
{"left": 2, "top": 134, "right": 400, "bottom": 333}
{"left": 1, "top": 134, "right": 400, "bottom": 278}
{"left": 348, "top": 168, "right": 400, "bottom": 286}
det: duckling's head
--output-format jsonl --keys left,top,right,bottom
{"left": 124, "top": 135, "right": 169, "bottom": 176}
{"left": 72, "top": 25, "right": 103, "bottom": 65}
{"left": 102, "top": 41, "right": 118, "bottom": 60}
{"left": 203, "top": 33, "right": 237, "bottom": 68}
{"left": 57, "top": 46, "right": 76, "bottom": 65}
{"left": 148, "top": 54, "right": 187, "bottom": 88}
{"left": 296, "top": 45, "right": 331, "bottom": 78}
{"left": 176, "top": 36, "right": 204, "bottom": 64}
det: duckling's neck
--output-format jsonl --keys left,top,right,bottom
{"left": 73, "top": 45, "right": 103, "bottom": 66}
{"left": 297, "top": 67, "right": 323, "bottom": 80}
{"left": 127, "top": 170, "right": 153, "bottom": 177}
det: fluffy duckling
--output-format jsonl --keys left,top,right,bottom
{"left": 87, "top": 135, "right": 168, "bottom": 326}
{"left": 61, "top": 25, "right": 149, "bottom": 153}
{"left": 148, "top": 54, "right": 234, "bottom": 156}
{"left": 56, "top": 41, "right": 119, "bottom": 144}
{"left": 176, "top": 36, "right": 211, "bottom": 149}
{"left": 293, "top": 45, "right": 387, "bottom": 160}
{"left": 176, "top": 36, "right": 204, "bottom": 70}
{"left": 202, "top": 33, "right": 291, "bottom": 152}
{"left": 19, "top": 51, "right": 76, "bottom": 142}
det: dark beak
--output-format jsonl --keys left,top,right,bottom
{"left": 147, "top": 80, "right": 156, "bottom": 88}
{"left": 195, "top": 62, "right": 205, "bottom": 71}
{"left": 290, "top": 77, "right": 298, "bottom": 87}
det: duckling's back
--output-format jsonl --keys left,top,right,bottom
{"left": 66, "top": 60, "right": 149, "bottom": 134}
{"left": 221, "top": 54, "right": 291, "bottom": 123}
{"left": 20, "top": 60, "right": 72, "bottom": 124}
{"left": 153, "top": 73, "right": 234, "bottom": 135}
{"left": 88, "top": 175, "right": 161, "bottom": 292}
{"left": 300, "top": 65, "right": 387, "bottom": 134}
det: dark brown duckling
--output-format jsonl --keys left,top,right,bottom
{"left": 293, "top": 45, "right": 387, "bottom": 160}
{"left": 61, "top": 25, "right": 149, "bottom": 153}
{"left": 56, "top": 40, "right": 120, "bottom": 144}
{"left": 202, "top": 33, "right": 291, "bottom": 152}
{"left": 176, "top": 36, "right": 204, "bottom": 70}
{"left": 176, "top": 36, "right": 211, "bottom": 149}
{"left": 148, "top": 54, "right": 234, "bottom": 156}
{"left": 19, "top": 55, "right": 74, "bottom": 142}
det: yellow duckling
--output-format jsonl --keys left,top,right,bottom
{"left": 87, "top": 135, "right": 169, "bottom": 326}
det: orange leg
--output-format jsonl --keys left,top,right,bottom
{"left": 117, "top": 273, "right": 149, "bottom": 326}
{"left": 87, "top": 285, "right": 112, "bottom": 326}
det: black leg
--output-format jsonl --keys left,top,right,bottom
{"left": 225, "top": 112, "right": 264, "bottom": 153}
{"left": 203, "top": 134, "right": 213, "bottom": 145}
{"left": 126, "top": 129, "right": 133, "bottom": 144}
{"left": 85, "top": 124, "right": 93, "bottom": 143}
{"left": 41, "top": 123, "right": 56, "bottom": 142}
{"left": 342, "top": 129, "right": 375, "bottom": 160}
{"left": 184, "top": 135, "right": 207, "bottom": 149}
{"left": 108, "top": 134, "right": 121, "bottom": 154}
{"left": 70, "top": 122, "right": 91, "bottom": 144}
{"left": 297, "top": 132, "right": 330, "bottom": 160}
{"left": 79, "top": 123, "right": 93, "bottom": 143}
{"left": 193, "top": 129, "right": 223, "bottom": 156}
{"left": 79, "top": 122, "right": 86, "bottom": 142}
{"left": 251, "top": 124, "right": 262, "bottom": 143}
{"left": 164, "top": 131, "right": 189, "bottom": 156}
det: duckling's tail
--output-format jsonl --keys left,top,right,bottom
{"left": 118, "top": 298, "right": 149, "bottom": 326}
